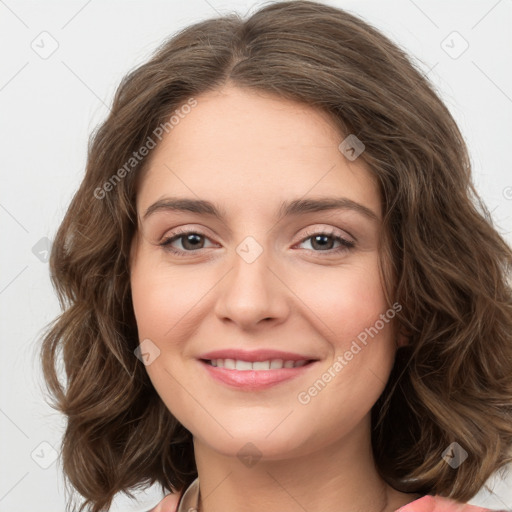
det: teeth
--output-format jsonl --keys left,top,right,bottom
{"left": 208, "top": 358, "right": 309, "bottom": 370}
{"left": 235, "top": 360, "right": 253, "bottom": 370}
{"left": 253, "top": 361, "right": 270, "bottom": 370}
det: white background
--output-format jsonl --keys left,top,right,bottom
{"left": 1, "top": 0, "right": 511, "bottom": 510}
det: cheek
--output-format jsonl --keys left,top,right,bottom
{"left": 131, "top": 275, "right": 170, "bottom": 342}
{"left": 130, "top": 254, "right": 209, "bottom": 341}
{"left": 290, "top": 256, "right": 396, "bottom": 399}
{"left": 291, "top": 255, "right": 390, "bottom": 344}
{"left": 130, "top": 255, "right": 204, "bottom": 429}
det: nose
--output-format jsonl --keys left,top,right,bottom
{"left": 213, "top": 244, "right": 290, "bottom": 330}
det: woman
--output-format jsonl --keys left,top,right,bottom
{"left": 40, "top": 2, "right": 512, "bottom": 511}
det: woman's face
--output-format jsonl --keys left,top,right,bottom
{"left": 130, "top": 85, "right": 400, "bottom": 460}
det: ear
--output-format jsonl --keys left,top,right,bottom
{"left": 395, "top": 329, "right": 409, "bottom": 348}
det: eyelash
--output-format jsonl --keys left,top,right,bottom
{"left": 158, "top": 227, "right": 355, "bottom": 257}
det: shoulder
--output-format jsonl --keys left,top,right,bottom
{"left": 148, "top": 477, "right": 199, "bottom": 512}
{"left": 395, "top": 494, "right": 506, "bottom": 512}
{"left": 147, "top": 492, "right": 182, "bottom": 512}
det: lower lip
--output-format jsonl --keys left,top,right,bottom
{"left": 199, "top": 360, "right": 317, "bottom": 390}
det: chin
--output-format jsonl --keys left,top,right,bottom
{"left": 192, "top": 422, "right": 319, "bottom": 462}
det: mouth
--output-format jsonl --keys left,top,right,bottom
{"left": 198, "top": 357, "right": 319, "bottom": 390}
{"left": 201, "top": 358, "right": 313, "bottom": 370}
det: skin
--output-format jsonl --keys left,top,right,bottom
{"left": 131, "top": 84, "right": 420, "bottom": 512}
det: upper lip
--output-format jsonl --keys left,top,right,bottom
{"left": 198, "top": 349, "right": 319, "bottom": 362}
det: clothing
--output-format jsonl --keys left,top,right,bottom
{"left": 176, "top": 477, "right": 199, "bottom": 511}
{"left": 395, "top": 494, "right": 506, "bottom": 512}
{"left": 175, "top": 477, "right": 507, "bottom": 512}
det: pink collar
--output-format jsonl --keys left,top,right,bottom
{"left": 395, "top": 494, "right": 502, "bottom": 512}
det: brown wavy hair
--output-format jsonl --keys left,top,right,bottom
{"left": 40, "top": 1, "right": 512, "bottom": 511}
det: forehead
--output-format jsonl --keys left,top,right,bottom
{"left": 136, "top": 85, "right": 380, "bottom": 218}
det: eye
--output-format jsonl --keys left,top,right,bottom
{"left": 158, "top": 227, "right": 356, "bottom": 257}
{"left": 159, "top": 229, "right": 217, "bottom": 255}
{"left": 296, "top": 229, "right": 355, "bottom": 254}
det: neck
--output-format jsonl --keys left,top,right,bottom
{"left": 192, "top": 415, "right": 412, "bottom": 512}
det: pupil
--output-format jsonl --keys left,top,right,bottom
{"left": 184, "top": 234, "right": 202, "bottom": 250}
{"left": 313, "top": 235, "right": 332, "bottom": 250}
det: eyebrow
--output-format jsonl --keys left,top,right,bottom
{"left": 142, "top": 196, "right": 379, "bottom": 223}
